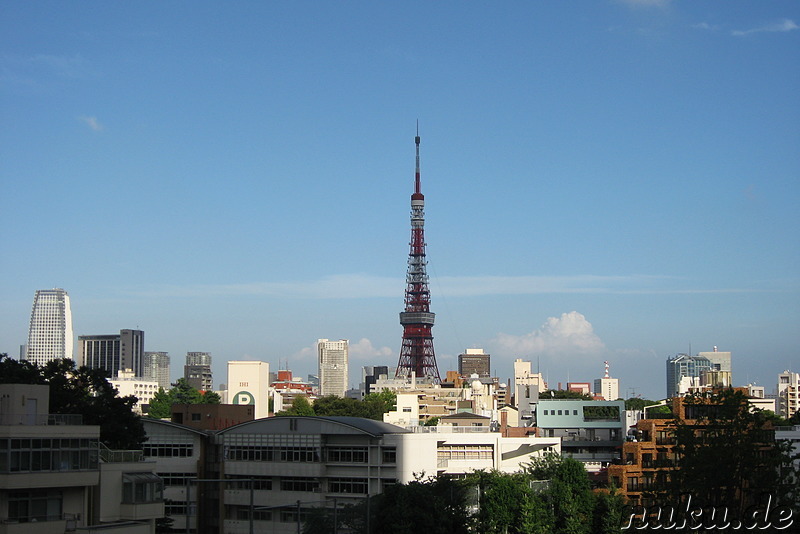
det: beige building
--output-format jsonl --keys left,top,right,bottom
{"left": 0, "top": 384, "right": 163, "bottom": 533}
{"left": 227, "top": 360, "right": 271, "bottom": 418}
{"left": 318, "top": 339, "right": 349, "bottom": 397}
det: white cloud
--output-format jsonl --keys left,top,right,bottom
{"left": 692, "top": 22, "right": 719, "bottom": 31}
{"left": 79, "top": 116, "right": 103, "bottom": 131}
{"left": 348, "top": 338, "right": 393, "bottom": 360}
{"left": 490, "top": 311, "right": 606, "bottom": 358}
{"left": 732, "top": 19, "right": 798, "bottom": 36}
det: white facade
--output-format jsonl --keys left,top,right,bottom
{"left": 594, "top": 377, "right": 620, "bottom": 401}
{"left": 383, "top": 392, "right": 420, "bottom": 427}
{"left": 513, "top": 358, "right": 543, "bottom": 421}
{"left": 26, "top": 288, "right": 73, "bottom": 366}
{"left": 777, "top": 370, "right": 800, "bottom": 419}
{"left": 143, "top": 351, "right": 171, "bottom": 389}
{"left": 227, "top": 360, "right": 270, "bottom": 418}
{"left": 318, "top": 339, "right": 349, "bottom": 397}
{"left": 110, "top": 369, "right": 160, "bottom": 414}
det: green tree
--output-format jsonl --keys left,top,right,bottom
{"left": 549, "top": 458, "right": 593, "bottom": 534}
{"left": 671, "top": 389, "right": 800, "bottom": 515}
{"left": 146, "top": 378, "right": 220, "bottom": 419}
{"left": 275, "top": 395, "right": 315, "bottom": 416}
{"left": 368, "top": 475, "right": 471, "bottom": 534}
{"left": 591, "top": 489, "right": 626, "bottom": 534}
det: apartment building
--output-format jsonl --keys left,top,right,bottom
{"left": 0, "top": 384, "right": 163, "bottom": 534}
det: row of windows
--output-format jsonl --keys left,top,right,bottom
{"left": 542, "top": 409, "right": 579, "bottom": 416}
{"left": 157, "top": 472, "right": 196, "bottom": 486}
{"left": 0, "top": 438, "right": 96, "bottom": 450}
{"left": 226, "top": 446, "right": 318, "bottom": 462}
{"left": 8, "top": 490, "right": 62, "bottom": 523}
{"left": 143, "top": 443, "right": 194, "bottom": 457}
{"left": 437, "top": 445, "right": 493, "bottom": 460}
{"left": 0, "top": 449, "right": 99, "bottom": 473}
{"left": 326, "top": 447, "right": 368, "bottom": 463}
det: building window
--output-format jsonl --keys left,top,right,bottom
{"left": 143, "top": 443, "right": 193, "bottom": 458}
{"left": 122, "top": 472, "right": 164, "bottom": 504}
{"left": 328, "top": 477, "right": 368, "bottom": 494}
{"left": 382, "top": 448, "right": 397, "bottom": 464}
{"left": 8, "top": 490, "right": 62, "bottom": 523}
{"left": 225, "top": 475, "right": 273, "bottom": 490}
{"left": 326, "top": 447, "right": 368, "bottom": 463}
{"left": 280, "top": 477, "right": 320, "bottom": 492}
{"left": 157, "top": 472, "right": 196, "bottom": 487}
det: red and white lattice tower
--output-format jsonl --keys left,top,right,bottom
{"left": 395, "top": 130, "right": 441, "bottom": 383}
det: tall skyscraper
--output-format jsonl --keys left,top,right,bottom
{"left": 396, "top": 131, "right": 441, "bottom": 383}
{"left": 665, "top": 353, "right": 712, "bottom": 397}
{"left": 26, "top": 288, "right": 73, "bottom": 365}
{"left": 143, "top": 351, "right": 171, "bottom": 389}
{"left": 79, "top": 329, "right": 144, "bottom": 378}
{"left": 458, "top": 349, "right": 491, "bottom": 377}
{"left": 318, "top": 339, "right": 348, "bottom": 397}
{"left": 184, "top": 352, "right": 213, "bottom": 391}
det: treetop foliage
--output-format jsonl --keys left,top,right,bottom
{"left": 276, "top": 390, "right": 396, "bottom": 420}
{"left": 146, "top": 377, "right": 221, "bottom": 419}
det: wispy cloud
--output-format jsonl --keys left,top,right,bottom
{"left": 79, "top": 116, "right": 103, "bottom": 131}
{"left": 692, "top": 22, "right": 719, "bottom": 31}
{"left": 616, "top": 0, "right": 671, "bottom": 9}
{"left": 732, "top": 19, "right": 798, "bottom": 37}
{"left": 125, "top": 273, "right": 760, "bottom": 300}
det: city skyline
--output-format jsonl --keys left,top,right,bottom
{"left": 1, "top": 2, "right": 798, "bottom": 400}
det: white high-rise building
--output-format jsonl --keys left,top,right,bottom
{"left": 318, "top": 339, "right": 349, "bottom": 397}
{"left": 26, "top": 288, "right": 74, "bottom": 365}
{"left": 143, "top": 351, "right": 171, "bottom": 389}
{"left": 594, "top": 360, "right": 620, "bottom": 401}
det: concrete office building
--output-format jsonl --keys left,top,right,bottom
{"left": 142, "top": 415, "right": 560, "bottom": 533}
{"left": 80, "top": 329, "right": 145, "bottom": 378}
{"left": 318, "top": 339, "right": 349, "bottom": 397}
{"left": 1, "top": 383, "right": 163, "bottom": 533}
{"left": 184, "top": 352, "right": 212, "bottom": 391}
{"left": 665, "top": 353, "right": 712, "bottom": 398}
{"left": 458, "top": 348, "right": 490, "bottom": 377}
{"left": 536, "top": 399, "right": 626, "bottom": 473}
{"left": 25, "top": 288, "right": 73, "bottom": 366}
{"left": 227, "top": 360, "right": 270, "bottom": 419}
{"left": 698, "top": 347, "right": 732, "bottom": 374}
{"left": 143, "top": 351, "right": 171, "bottom": 389}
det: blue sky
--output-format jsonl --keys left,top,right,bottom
{"left": 1, "top": 1, "right": 798, "bottom": 399}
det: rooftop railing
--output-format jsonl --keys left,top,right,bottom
{"left": 0, "top": 413, "right": 83, "bottom": 426}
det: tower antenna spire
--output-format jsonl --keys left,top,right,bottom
{"left": 396, "top": 127, "right": 441, "bottom": 383}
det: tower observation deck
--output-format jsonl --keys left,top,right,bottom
{"left": 396, "top": 131, "right": 441, "bottom": 383}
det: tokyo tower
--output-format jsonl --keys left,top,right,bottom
{"left": 395, "top": 129, "right": 441, "bottom": 383}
